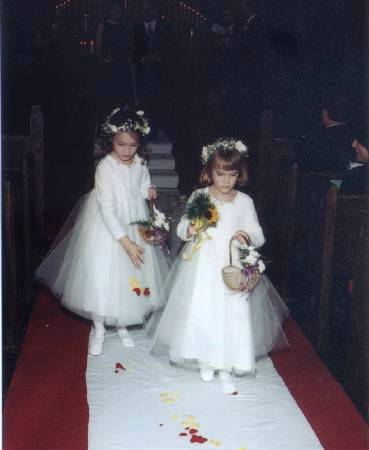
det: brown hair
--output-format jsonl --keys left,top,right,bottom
{"left": 200, "top": 149, "right": 248, "bottom": 186}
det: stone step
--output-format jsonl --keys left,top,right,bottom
{"left": 148, "top": 130, "right": 173, "bottom": 154}
{"left": 148, "top": 141, "right": 173, "bottom": 154}
{"left": 148, "top": 153, "right": 175, "bottom": 170}
{"left": 150, "top": 169, "right": 179, "bottom": 189}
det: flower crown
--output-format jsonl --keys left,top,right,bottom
{"left": 201, "top": 138, "right": 248, "bottom": 164}
{"left": 102, "top": 108, "right": 151, "bottom": 136}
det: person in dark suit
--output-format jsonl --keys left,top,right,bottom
{"left": 340, "top": 132, "right": 369, "bottom": 194}
{"left": 132, "top": 0, "right": 171, "bottom": 136}
{"left": 297, "top": 96, "right": 354, "bottom": 174}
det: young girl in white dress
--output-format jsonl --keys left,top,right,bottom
{"left": 150, "top": 138, "right": 289, "bottom": 394}
{"left": 36, "top": 107, "right": 170, "bottom": 355}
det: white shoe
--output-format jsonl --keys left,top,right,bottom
{"left": 117, "top": 328, "right": 135, "bottom": 348}
{"left": 219, "top": 371, "right": 236, "bottom": 394}
{"left": 200, "top": 364, "right": 214, "bottom": 382}
{"left": 88, "top": 329, "right": 104, "bottom": 356}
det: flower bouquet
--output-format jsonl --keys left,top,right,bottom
{"left": 132, "top": 203, "right": 170, "bottom": 247}
{"left": 183, "top": 192, "right": 219, "bottom": 259}
{"left": 222, "top": 236, "right": 265, "bottom": 293}
{"left": 186, "top": 192, "right": 219, "bottom": 233}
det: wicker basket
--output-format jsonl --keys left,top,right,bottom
{"left": 222, "top": 235, "right": 261, "bottom": 293}
{"left": 138, "top": 225, "right": 167, "bottom": 246}
{"left": 138, "top": 201, "right": 168, "bottom": 246}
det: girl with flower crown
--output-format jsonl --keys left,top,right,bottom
{"left": 149, "top": 138, "right": 289, "bottom": 394}
{"left": 35, "top": 107, "right": 170, "bottom": 355}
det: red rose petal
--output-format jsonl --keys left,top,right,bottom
{"left": 133, "top": 288, "right": 141, "bottom": 296}
{"left": 143, "top": 288, "right": 150, "bottom": 296}
{"left": 115, "top": 362, "right": 126, "bottom": 372}
{"left": 179, "top": 432, "right": 188, "bottom": 437}
{"left": 189, "top": 429, "right": 198, "bottom": 434}
{"left": 190, "top": 434, "right": 208, "bottom": 444}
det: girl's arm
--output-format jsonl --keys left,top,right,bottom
{"left": 140, "top": 164, "right": 157, "bottom": 200}
{"left": 95, "top": 163, "right": 127, "bottom": 240}
{"left": 177, "top": 191, "right": 196, "bottom": 241}
{"left": 243, "top": 198, "right": 265, "bottom": 248}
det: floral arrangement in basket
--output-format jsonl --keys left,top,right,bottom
{"left": 131, "top": 203, "right": 170, "bottom": 248}
{"left": 222, "top": 234, "right": 265, "bottom": 293}
{"left": 183, "top": 192, "right": 219, "bottom": 260}
{"left": 238, "top": 244, "right": 266, "bottom": 277}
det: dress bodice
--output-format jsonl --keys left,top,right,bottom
{"left": 177, "top": 187, "right": 265, "bottom": 249}
{"left": 94, "top": 154, "right": 151, "bottom": 240}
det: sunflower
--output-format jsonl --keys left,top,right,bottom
{"left": 207, "top": 207, "right": 219, "bottom": 224}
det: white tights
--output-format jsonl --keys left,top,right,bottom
{"left": 92, "top": 314, "right": 105, "bottom": 336}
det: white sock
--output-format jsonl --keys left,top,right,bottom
{"left": 117, "top": 327, "right": 135, "bottom": 348}
{"left": 219, "top": 371, "right": 236, "bottom": 394}
{"left": 200, "top": 363, "right": 214, "bottom": 382}
{"left": 89, "top": 316, "right": 105, "bottom": 356}
{"left": 92, "top": 314, "right": 105, "bottom": 338}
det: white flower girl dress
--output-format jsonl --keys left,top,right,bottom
{"left": 149, "top": 187, "right": 289, "bottom": 373}
{"left": 36, "top": 154, "right": 170, "bottom": 327}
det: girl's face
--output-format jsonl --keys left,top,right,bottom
{"left": 211, "top": 166, "right": 239, "bottom": 194}
{"left": 111, "top": 132, "right": 139, "bottom": 165}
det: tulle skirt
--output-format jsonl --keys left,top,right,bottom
{"left": 35, "top": 192, "right": 170, "bottom": 327}
{"left": 148, "top": 240, "right": 289, "bottom": 373}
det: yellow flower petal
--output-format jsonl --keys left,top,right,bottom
{"left": 128, "top": 277, "right": 140, "bottom": 289}
{"left": 181, "top": 415, "right": 199, "bottom": 429}
{"left": 160, "top": 392, "right": 181, "bottom": 404}
{"left": 209, "top": 439, "right": 222, "bottom": 447}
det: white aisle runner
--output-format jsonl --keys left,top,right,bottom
{"left": 87, "top": 330, "right": 323, "bottom": 450}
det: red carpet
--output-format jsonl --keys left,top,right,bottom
{"left": 272, "top": 321, "right": 369, "bottom": 450}
{"left": 4, "top": 289, "right": 90, "bottom": 450}
{"left": 4, "top": 291, "right": 369, "bottom": 450}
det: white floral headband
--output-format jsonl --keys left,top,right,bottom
{"left": 102, "top": 108, "right": 151, "bottom": 136}
{"left": 201, "top": 138, "right": 248, "bottom": 164}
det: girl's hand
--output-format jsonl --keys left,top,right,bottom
{"left": 147, "top": 186, "right": 157, "bottom": 201}
{"left": 120, "top": 236, "right": 144, "bottom": 267}
{"left": 187, "top": 223, "right": 197, "bottom": 238}
{"left": 233, "top": 230, "right": 250, "bottom": 245}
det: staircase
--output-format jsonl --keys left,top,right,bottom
{"left": 148, "top": 132, "right": 178, "bottom": 189}
{"left": 147, "top": 132, "right": 186, "bottom": 256}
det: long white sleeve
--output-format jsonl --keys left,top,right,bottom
{"left": 140, "top": 163, "right": 153, "bottom": 199}
{"left": 176, "top": 191, "right": 196, "bottom": 241}
{"left": 244, "top": 198, "right": 265, "bottom": 248}
{"left": 95, "top": 163, "right": 127, "bottom": 240}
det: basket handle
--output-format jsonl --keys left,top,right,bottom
{"left": 148, "top": 200, "right": 155, "bottom": 212}
{"left": 229, "top": 232, "right": 251, "bottom": 265}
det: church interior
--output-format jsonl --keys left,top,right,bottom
{"left": 3, "top": 0, "right": 369, "bottom": 449}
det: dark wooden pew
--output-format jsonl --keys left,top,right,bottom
{"left": 2, "top": 105, "right": 44, "bottom": 355}
{"left": 291, "top": 175, "right": 369, "bottom": 419}
{"left": 329, "top": 192, "right": 369, "bottom": 420}
{"left": 254, "top": 110, "right": 297, "bottom": 302}
{"left": 290, "top": 172, "right": 338, "bottom": 347}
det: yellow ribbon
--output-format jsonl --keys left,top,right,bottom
{"left": 182, "top": 229, "right": 212, "bottom": 260}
